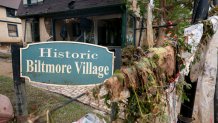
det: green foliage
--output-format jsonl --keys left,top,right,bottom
{"left": 124, "top": 0, "right": 147, "bottom": 16}
{"left": 114, "top": 70, "right": 125, "bottom": 83}
{"left": 177, "top": 37, "right": 192, "bottom": 53}
{"left": 137, "top": 0, "right": 148, "bottom": 15}
{"left": 192, "top": 20, "right": 214, "bottom": 65}
{"left": 162, "top": 1, "right": 192, "bottom": 36}
{"left": 102, "top": 93, "right": 111, "bottom": 108}
{"left": 125, "top": 0, "right": 192, "bottom": 38}
{"left": 176, "top": 78, "right": 192, "bottom": 102}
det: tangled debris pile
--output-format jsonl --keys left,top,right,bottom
{"left": 92, "top": 9, "right": 218, "bottom": 123}
{"left": 93, "top": 45, "right": 188, "bottom": 123}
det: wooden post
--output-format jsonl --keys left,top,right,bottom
{"left": 156, "top": 0, "right": 166, "bottom": 46}
{"left": 52, "top": 19, "right": 56, "bottom": 41}
{"left": 11, "top": 44, "right": 28, "bottom": 122}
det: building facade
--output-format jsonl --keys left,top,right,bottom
{"left": 17, "top": 0, "right": 141, "bottom": 69}
{"left": 0, "top": 0, "right": 22, "bottom": 45}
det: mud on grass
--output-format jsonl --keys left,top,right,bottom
{"left": 0, "top": 52, "right": 11, "bottom": 59}
{"left": 0, "top": 75, "right": 94, "bottom": 123}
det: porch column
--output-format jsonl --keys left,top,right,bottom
{"left": 52, "top": 19, "right": 56, "bottom": 41}
{"left": 121, "top": 9, "right": 127, "bottom": 47}
{"left": 94, "top": 20, "right": 98, "bottom": 45}
{"left": 22, "top": 19, "right": 33, "bottom": 44}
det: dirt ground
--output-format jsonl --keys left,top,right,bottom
{"left": 0, "top": 59, "right": 12, "bottom": 77}
{"left": 0, "top": 46, "right": 12, "bottom": 77}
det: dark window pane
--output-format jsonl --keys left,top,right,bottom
{"left": 26, "top": 0, "right": 44, "bottom": 5}
{"left": 6, "top": 8, "right": 16, "bottom": 17}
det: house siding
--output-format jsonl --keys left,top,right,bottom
{"left": 0, "top": 6, "right": 22, "bottom": 43}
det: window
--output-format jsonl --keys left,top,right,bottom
{"left": 29, "top": 0, "right": 37, "bottom": 4}
{"left": 23, "top": 0, "right": 43, "bottom": 5}
{"left": 98, "top": 18, "right": 122, "bottom": 46}
{"left": 6, "top": 8, "right": 16, "bottom": 17}
{"left": 8, "top": 24, "right": 18, "bottom": 37}
{"left": 30, "top": 18, "right": 40, "bottom": 42}
{"left": 126, "top": 15, "right": 136, "bottom": 45}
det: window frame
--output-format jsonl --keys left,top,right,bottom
{"left": 6, "top": 7, "right": 16, "bottom": 18}
{"left": 7, "top": 24, "right": 18, "bottom": 37}
{"left": 23, "top": 0, "right": 44, "bottom": 6}
{"left": 126, "top": 14, "right": 136, "bottom": 45}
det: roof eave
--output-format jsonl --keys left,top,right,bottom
{"left": 17, "top": 3, "right": 125, "bottom": 19}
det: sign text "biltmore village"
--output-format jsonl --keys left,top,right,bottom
{"left": 26, "top": 48, "right": 110, "bottom": 78}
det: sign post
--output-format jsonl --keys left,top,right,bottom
{"left": 11, "top": 44, "right": 28, "bottom": 122}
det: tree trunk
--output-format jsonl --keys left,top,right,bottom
{"left": 145, "top": 1, "right": 154, "bottom": 48}
{"left": 156, "top": 0, "right": 166, "bottom": 47}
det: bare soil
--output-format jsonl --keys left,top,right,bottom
{"left": 0, "top": 59, "right": 12, "bottom": 78}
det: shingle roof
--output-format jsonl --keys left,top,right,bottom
{"left": 17, "top": 0, "right": 124, "bottom": 17}
{"left": 0, "top": 0, "right": 21, "bottom": 9}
